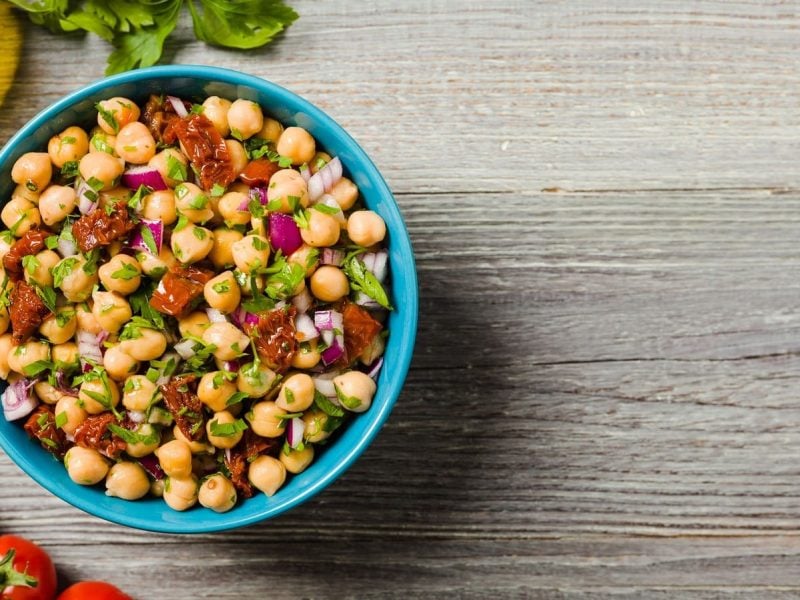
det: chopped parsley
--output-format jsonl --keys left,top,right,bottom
{"left": 166, "top": 154, "right": 187, "bottom": 183}
{"left": 209, "top": 418, "right": 248, "bottom": 437}
{"left": 111, "top": 262, "right": 140, "bottom": 281}
{"left": 21, "top": 254, "right": 39, "bottom": 276}
{"left": 342, "top": 254, "right": 393, "bottom": 310}
{"left": 127, "top": 184, "right": 152, "bottom": 212}
{"left": 95, "top": 102, "right": 120, "bottom": 133}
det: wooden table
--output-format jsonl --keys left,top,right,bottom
{"left": 2, "top": 1, "right": 800, "bottom": 597}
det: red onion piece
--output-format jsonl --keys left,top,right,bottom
{"left": 77, "top": 329, "right": 103, "bottom": 369}
{"left": 361, "top": 250, "right": 388, "bottom": 283}
{"left": 223, "top": 360, "right": 240, "bottom": 373}
{"left": 55, "top": 371, "right": 79, "bottom": 396}
{"left": 307, "top": 157, "right": 342, "bottom": 201}
{"left": 314, "top": 309, "right": 343, "bottom": 332}
{"left": 269, "top": 213, "right": 303, "bottom": 256}
{"left": 321, "top": 248, "right": 344, "bottom": 267}
{"left": 366, "top": 357, "right": 384, "bottom": 380}
{"left": 75, "top": 179, "right": 98, "bottom": 215}
{"left": 128, "top": 219, "right": 164, "bottom": 256}
{"left": 313, "top": 373, "right": 339, "bottom": 399}
{"left": 286, "top": 417, "right": 305, "bottom": 448}
{"left": 206, "top": 307, "right": 228, "bottom": 324}
{"left": 56, "top": 236, "right": 78, "bottom": 258}
{"left": 128, "top": 410, "right": 146, "bottom": 424}
{"left": 291, "top": 287, "right": 313, "bottom": 314}
{"left": 174, "top": 339, "right": 197, "bottom": 360}
{"left": 121, "top": 166, "right": 168, "bottom": 192}
{"left": 355, "top": 291, "right": 380, "bottom": 309}
{"left": 321, "top": 336, "right": 345, "bottom": 366}
{"left": 246, "top": 186, "right": 268, "bottom": 211}
{"left": 299, "top": 165, "right": 312, "bottom": 182}
{"left": 231, "top": 305, "right": 259, "bottom": 330}
{"left": 294, "top": 313, "right": 319, "bottom": 341}
{"left": 166, "top": 95, "right": 189, "bottom": 118}
{"left": 2, "top": 379, "right": 38, "bottom": 421}
{"left": 317, "top": 195, "right": 346, "bottom": 225}
{"left": 138, "top": 454, "right": 165, "bottom": 480}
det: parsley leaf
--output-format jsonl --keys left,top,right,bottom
{"left": 342, "top": 255, "right": 393, "bottom": 310}
{"left": 209, "top": 418, "right": 248, "bottom": 437}
{"left": 111, "top": 262, "right": 140, "bottom": 281}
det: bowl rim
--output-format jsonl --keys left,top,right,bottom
{"left": 0, "top": 65, "right": 418, "bottom": 533}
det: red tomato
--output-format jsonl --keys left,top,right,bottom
{"left": 0, "top": 534, "right": 57, "bottom": 600}
{"left": 57, "top": 582, "right": 131, "bottom": 600}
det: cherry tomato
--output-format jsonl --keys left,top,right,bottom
{"left": 57, "top": 581, "right": 132, "bottom": 600}
{"left": 0, "top": 534, "right": 57, "bottom": 600}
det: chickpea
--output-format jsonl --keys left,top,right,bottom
{"left": 55, "top": 395, "right": 87, "bottom": 437}
{"left": 206, "top": 410, "right": 244, "bottom": 449}
{"left": 7, "top": 340, "right": 50, "bottom": 375}
{"left": 122, "top": 375, "right": 156, "bottom": 412}
{"left": 0, "top": 304, "right": 8, "bottom": 337}
{"left": 202, "top": 322, "right": 250, "bottom": 361}
{"left": 225, "top": 139, "right": 248, "bottom": 176}
{"left": 141, "top": 190, "right": 177, "bottom": 225}
{"left": 280, "top": 444, "right": 314, "bottom": 474}
{"left": 347, "top": 210, "right": 386, "bottom": 247}
{"left": 237, "top": 362, "right": 278, "bottom": 399}
{"left": 0, "top": 235, "right": 13, "bottom": 261}
{"left": 198, "top": 473, "right": 237, "bottom": 513}
{"left": 310, "top": 266, "right": 349, "bottom": 303}
{"left": 300, "top": 210, "right": 340, "bottom": 248}
{"left": 276, "top": 127, "right": 316, "bottom": 166}
{"left": 227, "top": 99, "right": 263, "bottom": 140}
{"left": 119, "top": 328, "right": 167, "bottom": 362}
{"left": 1, "top": 197, "right": 40, "bottom": 237}
{"left": 163, "top": 475, "right": 199, "bottom": 511}
{"left": 23, "top": 249, "right": 60, "bottom": 288}
{"left": 291, "top": 340, "right": 321, "bottom": 370}
{"left": 174, "top": 182, "right": 214, "bottom": 224}
{"left": 136, "top": 246, "right": 175, "bottom": 279}
{"left": 64, "top": 446, "right": 109, "bottom": 485}
{"left": 52, "top": 342, "right": 79, "bottom": 369}
{"left": 103, "top": 345, "right": 140, "bottom": 381}
{"left": 329, "top": 177, "right": 359, "bottom": 211}
{"left": 171, "top": 223, "right": 214, "bottom": 264}
{"left": 248, "top": 455, "right": 286, "bottom": 496}
{"left": 48, "top": 126, "right": 90, "bottom": 168}
{"left": 78, "top": 152, "right": 124, "bottom": 191}
{"left": 246, "top": 401, "right": 286, "bottom": 438}
{"left": 11, "top": 152, "right": 52, "bottom": 193}
{"left": 310, "top": 151, "right": 332, "bottom": 174}
{"left": 96, "top": 97, "right": 140, "bottom": 134}
{"left": 39, "top": 306, "right": 77, "bottom": 345}
{"left": 75, "top": 302, "right": 102, "bottom": 334}
{"left": 89, "top": 130, "right": 117, "bottom": 155}
{"left": 218, "top": 191, "right": 250, "bottom": 226}
{"left": 198, "top": 371, "right": 238, "bottom": 413}
{"left": 98, "top": 254, "right": 141, "bottom": 296}
{"left": 150, "top": 480, "right": 165, "bottom": 498}
{"left": 257, "top": 117, "right": 284, "bottom": 144}
{"left": 203, "top": 271, "right": 241, "bottom": 315}
{"left": 266, "top": 169, "right": 309, "bottom": 213}
{"left": 105, "top": 461, "right": 150, "bottom": 500}
{"left": 288, "top": 244, "right": 320, "bottom": 277}
{"left": 126, "top": 424, "right": 161, "bottom": 458}
{"left": 333, "top": 371, "right": 377, "bottom": 413}
{"left": 148, "top": 147, "right": 188, "bottom": 188}
{"left": 56, "top": 257, "right": 97, "bottom": 303}
{"left": 0, "top": 333, "right": 11, "bottom": 378}
{"left": 202, "top": 96, "right": 232, "bottom": 137}
{"left": 302, "top": 408, "right": 332, "bottom": 443}
{"left": 274, "top": 374, "right": 314, "bottom": 412}
{"left": 231, "top": 234, "right": 270, "bottom": 274}
{"left": 156, "top": 439, "right": 193, "bottom": 478}
{"left": 207, "top": 227, "right": 242, "bottom": 269}
{"left": 114, "top": 121, "right": 156, "bottom": 164}
{"left": 11, "top": 183, "right": 40, "bottom": 206}
{"left": 92, "top": 290, "right": 131, "bottom": 334}
{"left": 79, "top": 374, "right": 120, "bottom": 415}
{"left": 38, "top": 185, "right": 77, "bottom": 226}
{"left": 34, "top": 381, "right": 67, "bottom": 406}
{"left": 173, "top": 425, "right": 214, "bottom": 455}
{"left": 178, "top": 311, "right": 211, "bottom": 339}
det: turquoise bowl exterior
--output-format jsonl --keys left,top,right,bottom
{"left": 0, "top": 66, "right": 418, "bottom": 533}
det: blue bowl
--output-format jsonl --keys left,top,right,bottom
{"left": 0, "top": 66, "right": 418, "bottom": 533}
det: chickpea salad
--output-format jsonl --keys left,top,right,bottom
{"left": 0, "top": 94, "right": 391, "bottom": 512}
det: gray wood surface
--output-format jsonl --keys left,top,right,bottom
{"left": 2, "top": 1, "right": 800, "bottom": 598}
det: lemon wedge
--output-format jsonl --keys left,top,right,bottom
{"left": 0, "top": 4, "right": 22, "bottom": 106}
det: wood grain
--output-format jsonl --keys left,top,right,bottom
{"left": 2, "top": 0, "right": 800, "bottom": 597}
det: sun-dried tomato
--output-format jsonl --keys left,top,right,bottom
{"left": 341, "top": 301, "right": 383, "bottom": 365}
{"left": 238, "top": 158, "right": 280, "bottom": 187}
{"left": 150, "top": 264, "right": 214, "bottom": 317}
{"left": 3, "top": 229, "right": 49, "bottom": 282}
{"left": 170, "top": 113, "right": 236, "bottom": 191}
{"left": 71, "top": 201, "right": 136, "bottom": 253}
{"left": 142, "top": 94, "right": 185, "bottom": 144}
{"left": 247, "top": 307, "right": 297, "bottom": 374}
{"left": 24, "top": 405, "right": 67, "bottom": 458}
{"left": 224, "top": 448, "right": 253, "bottom": 498}
{"left": 9, "top": 281, "right": 51, "bottom": 344}
{"left": 74, "top": 413, "right": 126, "bottom": 459}
{"left": 160, "top": 374, "right": 205, "bottom": 441}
